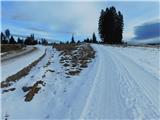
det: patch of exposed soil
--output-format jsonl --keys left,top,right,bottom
{"left": 24, "top": 80, "right": 45, "bottom": 102}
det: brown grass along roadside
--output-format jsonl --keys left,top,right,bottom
{"left": 53, "top": 44, "right": 77, "bottom": 52}
{"left": 1, "top": 44, "right": 24, "bottom": 53}
{"left": 53, "top": 43, "right": 95, "bottom": 76}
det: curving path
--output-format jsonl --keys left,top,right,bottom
{"left": 1, "top": 46, "right": 46, "bottom": 81}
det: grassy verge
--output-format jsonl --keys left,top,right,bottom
{"left": 53, "top": 43, "right": 95, "bottom": 76}
{"left": 1, "top": 44, "right": 25, "bottom": 53}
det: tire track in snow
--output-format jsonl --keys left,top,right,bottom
{"left": 105, "top": 46, "right": 160, "bottom": 119}
{"left": 80, "top": 45, "right": 129, "bottom": 119}
{"left": 110, "top": 49, "right": 160, "bottom": 107}
{"left": 79, "top": 50, "right": 103, "bottom": 118}
{"left": 116, "top": 48, "right": 160, "bottom": 80}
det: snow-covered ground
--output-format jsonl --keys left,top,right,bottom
{"left": 1, "top": 44, "right": 160, "bottom": 119}
{"left": 1, "top": 45, "right": 46, "bottom": 81}
{"left": 0, "top": 52, "right": 7, "bottom": 56}
{"left": 81, "top": 45, "right": 160, "bottom": 119}
{"left": 1, "top": 46, "right": 34, "bottom": 61}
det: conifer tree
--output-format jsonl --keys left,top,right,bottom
{"left": 1, "top": 32, "right": 8, "bottom": 44}
{"left": 5, "top": 29, "right": 10, "bottom": 40}
{"left": 9, "top": 36, "right": 16, "bottom": 44}
{"left": 98, "top": 6, "right": 124, "bottom": 44}
{"left": 92, "top": 32, "right": 97, "bottom": 43}
{"left": 71, "top": 35, "right": 75, "bottom": 43}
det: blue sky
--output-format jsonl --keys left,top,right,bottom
{"left": 1, "top": 1, "right": 160, "bottom": 42}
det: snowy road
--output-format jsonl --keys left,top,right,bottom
{"left": 1, "top": 46, "right": 35, "bottom": 62}
{"left": 81, "top": 44, "right": 160, "bottom": 119}
{"left": 1, "top": 44, "right": 160, "bottom": 119}
{"left": 1, "top": 46, "right": 46, "bottom": 81}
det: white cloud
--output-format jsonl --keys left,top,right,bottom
{"left": 2, "top": 1, "right": 159, "bottom": 41}
{"left": 6, "top": 2, "right": 101, "bottom": 37}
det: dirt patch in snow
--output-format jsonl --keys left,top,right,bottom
{"left": 24, "top": 80, "right": 45, "bottom": 102}
{"left": 53, "top": 43, "right": 95, "bottom": 76}
{"left": 46, "top": 69, "right": 55, "bottom": 73}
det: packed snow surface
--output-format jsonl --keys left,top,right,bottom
{"left": 1, "top": 44, "right": 160, "bottom": 119}
{"left": 1, "top": 46, "right": 34, "bottom": 61}
{"left": 1, "top": 45, "right": 46, "bottom": 81}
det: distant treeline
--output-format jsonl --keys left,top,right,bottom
{"left": 61, "top": 32, "right": 98, "bottom": 44}
{"left": 1, "top": 29, "right": 48, "bottom": 45}
{"left": 1, "top": 6, "right": 124, "bottom": 45}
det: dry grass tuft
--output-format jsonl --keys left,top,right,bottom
{"left": 53, "top": 44, "right": 77, "bottom": 52}
{"left": 24, "top": 80, "right": 45, "bottom": 102}
{"left": 67, "top": 70, "right": 80, "bottom": 76}
{"left": 53, "top": 43, "right": 95, "bottom": 76}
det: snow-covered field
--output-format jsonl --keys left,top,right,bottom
{"left": 1, "top": 44, "right": 160, "bottom": 119}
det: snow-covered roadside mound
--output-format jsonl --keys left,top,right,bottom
{"left": 1, "top": 45, "right": 46, "bottom": 82}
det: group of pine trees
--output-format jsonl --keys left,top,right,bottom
{"left": 83, "top": 33, "right": 98, "bottom": 43}
{"left": 1, "top": 29, "right": 16, "bottom": 44}
{"left": 1, "top": 29, "right": 48, "bottom": 45}
{"left": 65, "top": 6, "right": 124, "bottom": 45}
{"left": 62, "top": 32, "right": 98, "bottom": 44}
{"left": 98, "top": 6, "right": 124, "bottom": 44}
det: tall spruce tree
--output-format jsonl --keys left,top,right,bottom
{"left": 98, "top": 6, "right": 124, "bottom": 44}
{"left": 5, "top": 29, "right": 10, "bottom": 40}
{"left": 17, "top": 38, "right": 24, "bottom": 44}
{"left": 71, "top": 35, "right": 75, "bottom": 43}
{"left": 1, "top": 32, "right": 8, "bottom": 44}
{"left": 9, "top": 36, "right": 16, "bottom": 44}
{"left": 92, "top": 32, "right": 97, "bottom": 43}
